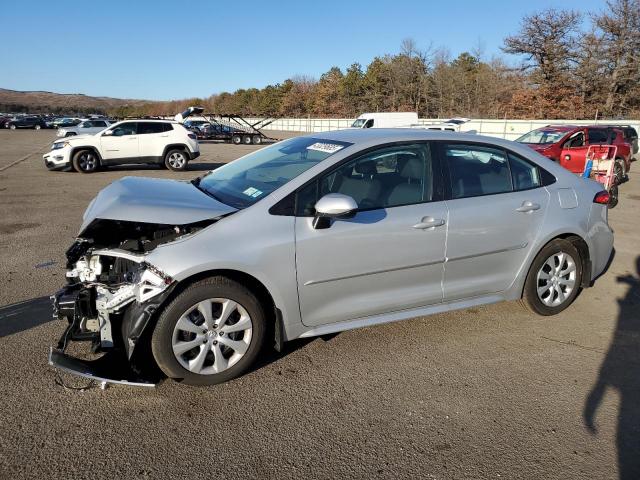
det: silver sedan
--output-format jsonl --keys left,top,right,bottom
{"left": 50, "top": 129, "right": 614, "bottom": 386}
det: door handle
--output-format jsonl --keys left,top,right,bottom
{"left": 127, "top": 137, "right": 137, "bottom": 140}
{"left": 413, "top": 216, "right": 445, "bottom": 229}
{"left": 516, "top": 201, "right": 541, "bottom": 213}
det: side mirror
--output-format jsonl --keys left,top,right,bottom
{"left": 102, "top": 130, "right": 113, "bottom": 136}
{"left": 312, "top": 193, "right": 358, "bottom": 229}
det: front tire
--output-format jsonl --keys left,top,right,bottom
{"left": 9, "top": 124, "right": 16, "bottom": 130}
{"left": 35, "top": 124, "right": 41, "bottom": 130}
{"left": 522, "top": 238, "right": 583, "bottom": 315}
{"left": 72, "top": 149, "right": 99, "bottom": 173}
{"left": 164, "top": 149, "right": 188, "bottom": 171}
{"left": 151, "top": 277, "right": 266, "bottom": 386}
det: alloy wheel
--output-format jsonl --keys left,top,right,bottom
{"left": 171, "top": 298, "right": 253, "bottom": 375}
{"left": 168, "top": 152, "right": 186, "bottom": 169}
{"left": 536, "top": 251, "right": 577, "bottom": 307}
{"left": 78, "top": 152, "right": 97, "bottom": 171}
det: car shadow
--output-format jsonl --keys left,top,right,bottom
{"left": 0, "top": 296, "right": 53, "bottom": 338}
{"left": 583, "top": 256, "right": 640, "bottom": 479}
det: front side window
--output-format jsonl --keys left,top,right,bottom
{"left": 296, "top": 143, "right": 434, "bottom": 215}
{"left": 564, "top": 131, "right": 585, "bottom": 148}
{"left": 444, "top": 144, "right": 512, "bottom": 199}
{"left": 196, "top": 137, "right": 352, "bottom": 209}
{"left": 109, "top": 122, "right": 137, "bottom": 136}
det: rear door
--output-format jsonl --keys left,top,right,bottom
{"left": 439, "top": 142, "right": 550, "bottom": 301}
{"left": 560, "top": 129, "right": 588, "bottom": 173}
{"left": 99, "top": 121, "right": 139, "bottom": 163}
{"left": 137, "top": 122, "right": 169, "bottom": 162}
{"left": 295, "top": 142, "right": 448, "bottom": 327}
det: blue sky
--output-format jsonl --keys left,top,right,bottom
{"left": 2, "top": 0, "right": 607, "bottom": 100}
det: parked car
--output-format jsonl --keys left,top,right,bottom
{"left": 43, "top": 119, "right": 199, "bottom": 172}
{"left": 183, "top": 119, "right": 210, "bottom": 132}
{"left": 53, "top": 117, "right": 81, "bottom": 128}
{"left": 516, "top": 125, "right": 632, "bottom": 183}
{"left": 48, "top": 129, "right": 614, "bottom": 387}
{"left": 351, "top": 112, "right": 418, "bottom": 128}
{"left": 57, "top": 119, "right": 111, "bottom": 137}
{"left": 600, "top": 124, "right": 638, "bottom": 158}
{"left": 5, "top": 116, "right": 47, "bottom": 130}
{"left": 0, "top": 116, "right": 11, "bottom": 128}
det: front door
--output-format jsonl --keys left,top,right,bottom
{"left": 440, "top": 142, "right": 550, "bottom": 300}
{"left": 100, "top": 121, "right": 139, "bottom": 163}
{"left": 560, "top": 129, "right": 588, "bottom": 174}
{"left": 295, "top": 142, "right": 448, "bottom": 327}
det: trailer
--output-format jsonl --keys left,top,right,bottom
{"left": 196, "top": 113, "right": 279, "bottom": 145}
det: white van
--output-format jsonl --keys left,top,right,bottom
{"left": 351, "top": 112, "right": 418, "bottom": 129}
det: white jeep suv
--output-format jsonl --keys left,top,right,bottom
{"left": 43, "top": 120, "right": 200, "bottom": 173}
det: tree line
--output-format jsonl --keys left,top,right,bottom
{"left": 12, "top": 0, "right": 640, "bottom": 120}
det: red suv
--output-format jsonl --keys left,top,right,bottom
{"left": 516, "top": 125, "right": 632, "bottom": 182}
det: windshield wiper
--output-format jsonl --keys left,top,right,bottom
{"left": 191, "top": 178, "right": 225, "bottom": 204}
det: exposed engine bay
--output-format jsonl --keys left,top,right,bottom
{"left": 53, "top": 217, "right": 218, "bottom": 364}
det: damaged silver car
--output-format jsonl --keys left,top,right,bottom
{"left": 50, "top": 129, "right": 614, "bottom": 387}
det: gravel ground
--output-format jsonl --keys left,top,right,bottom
{"left": 0, "top": 129, "right": 638, "bottom": 479}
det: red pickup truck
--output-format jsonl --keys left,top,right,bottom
{"left": 516, "top": 125, "right": 632, "bottom": 182}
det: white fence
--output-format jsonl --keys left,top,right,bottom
{"left": 246, "top": 117, "right": 640, "bottom": 141}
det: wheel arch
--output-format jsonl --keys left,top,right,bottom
{"left": 520, "top": 233, "right": 592, "bottom": 299}
{"left": 70, "top": 145, "right": 103, "bottom": 164}
{"left": 162, "top": 143, "right": 192, "bottom": 160}
{"left": 139, "top": 268, "right": 278, "bottom": 344}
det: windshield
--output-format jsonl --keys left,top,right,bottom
{"left": 516, "top": 129, "right": 566, "bottom": 144}
{"left": 351, "top": 119, "right": 366, "bottom": 128}
{"left": 197, "top": 137, "right": 352, "bottom": 209}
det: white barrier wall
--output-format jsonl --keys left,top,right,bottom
{"left": 246, "top": 117, "right": 640, "bottom": 140}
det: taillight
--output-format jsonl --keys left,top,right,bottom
{"left": 188, "top": 133, "right": 197, "bottom": 140}
{"left": 593, "top": 190, "right": 610, "bottom": 204}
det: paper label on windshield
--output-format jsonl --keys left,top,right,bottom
{"left": 307, "top": 142, "right": 344, "bottom": 154}
{"left": 242, "top": 187, "right": 263, "bottom": 198}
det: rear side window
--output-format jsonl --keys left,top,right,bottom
{"left": 508, "top": 152, "right": 540, "bottom": 190}
{"left": 163, "top": 123, "right": 174, "bottom": 132}
{"left": 588, "top": 128, "right": 609, "bottom": 144}
{"left": 138, "top": 122, "right": 165, "bottom": 134}
{"left": 443, "top": 143, "right": 551, "bottom": 198}
{"left": 444, "top": 144, "right": 512, "bottom": 199}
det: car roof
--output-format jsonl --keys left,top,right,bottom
{"left": 306, "top": 128, "right": 496, "bottom": 144}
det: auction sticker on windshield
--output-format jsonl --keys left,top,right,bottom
{"left": 307, "top": 142, "right": 345, "bottom": 154}
{"left": 242, "top": 187, "right": 264, "bottom": 198}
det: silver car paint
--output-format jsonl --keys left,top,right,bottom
{"left": 80, "top": 176, "right": 236, "bottom": 231}
{"left": 88, "top": 129, "right": 612, "bottom": 342}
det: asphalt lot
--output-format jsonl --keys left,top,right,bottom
{"left": 0, "top": 129, "right": 638, "bottom": 479}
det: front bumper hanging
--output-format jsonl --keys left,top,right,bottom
{"left": 48, "top": 347, "right": 155, "bottom": 388}
{"left": 48, "top": 286, "right": 158, "bottom": 388}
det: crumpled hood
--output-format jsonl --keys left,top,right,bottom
{"left": 79, "top": 176, "right": 236, "bottom": 233}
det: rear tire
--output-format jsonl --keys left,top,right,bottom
{"left": 164, "top": 149, "right": 188, "bottom": 171}
{"left": 252, "top": 135, "right": 262, "bottom": 145}
{"left": 151, "top": 276, "right": 267, "bottom": 386}
{"left": 614, "top": 160, "right": 625, "bottom": 184}
{"left": 72, "top": 149, "right": 99, "bottom": 173}
{"left": 521, "top": 238, "right": 583, "bottom": 316}
{"left": 232, "top": 134, "right": 242, "bottom": 145}
{"left": 243, "top": 135, "right": 252, "bottom": 145}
